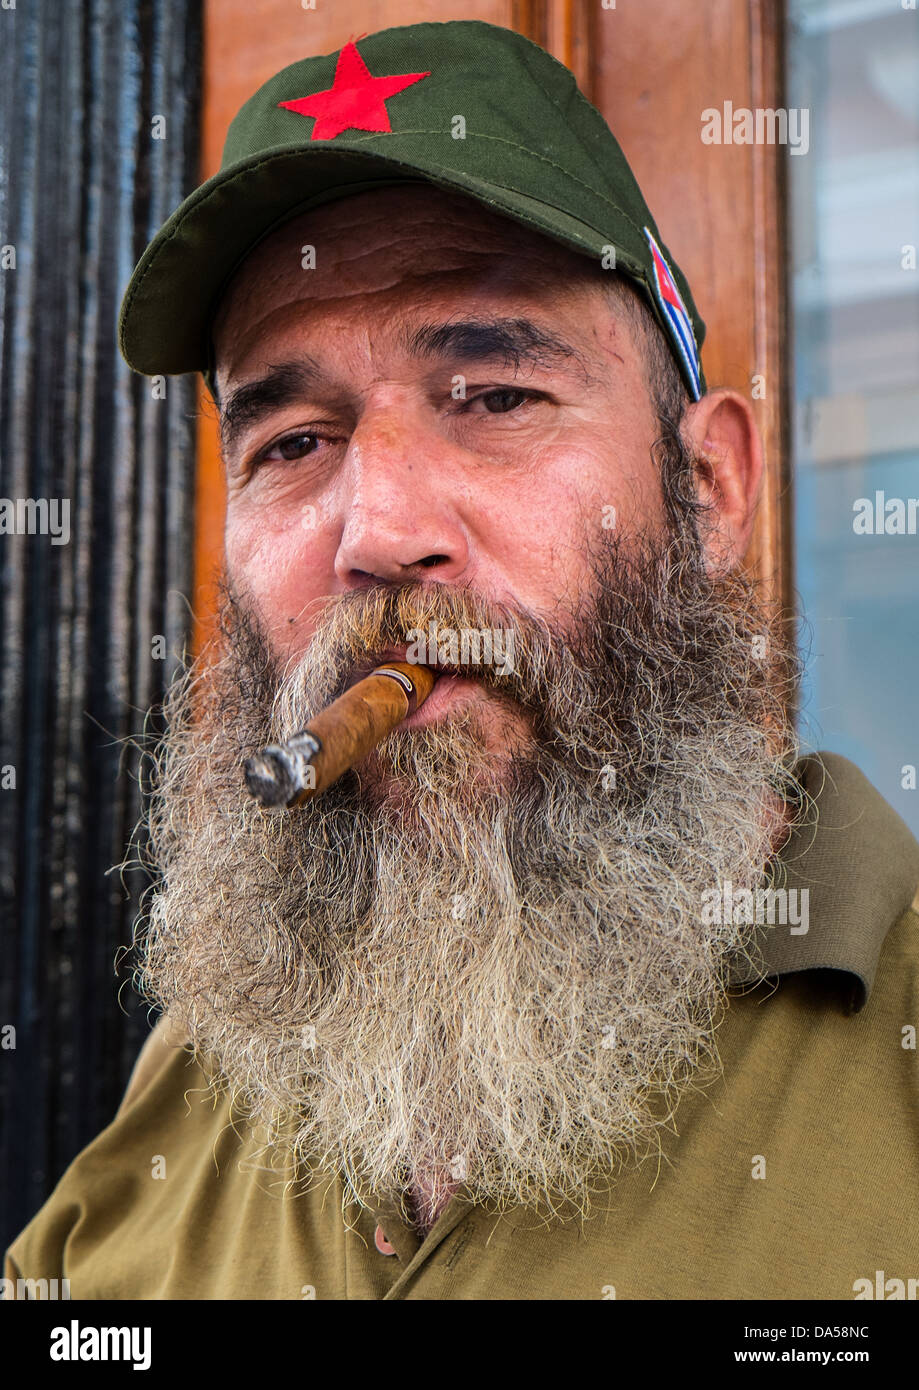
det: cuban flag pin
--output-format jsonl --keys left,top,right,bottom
{"left": 643, "top": 227, "right": 703, "bottom": 401}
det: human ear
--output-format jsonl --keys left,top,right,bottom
{"left": 680, "top": 389, "right": 764, "bottom": 573}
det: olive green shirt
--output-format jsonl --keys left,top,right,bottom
{"left": 6, "top": 752, "right": 919, "bottom": 1299}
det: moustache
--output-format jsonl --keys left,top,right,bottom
{"left": 286, "top": 583, "right": 560, "bottom": 704}
{"left": 241, "top": 581, "right": 562, "bottom": 809}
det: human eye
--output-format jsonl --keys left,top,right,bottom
{"left": 466, "top": 387, "right": 541, "bottom": 414}
{"left": 257, "top": 429, "right": 324, "bottom": 464}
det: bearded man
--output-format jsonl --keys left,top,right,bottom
{"left": 6, "top": 21, "right": 919, "bottom": 1301}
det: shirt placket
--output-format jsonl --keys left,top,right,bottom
{"left": 355, "top": 1192, "right": 475, "bottom": 1297}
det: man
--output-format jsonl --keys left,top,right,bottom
{"left": 5, "top": 20, "right": 919, "bottom": 1300}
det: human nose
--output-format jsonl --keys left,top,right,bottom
{"left": 332, "top": 405, "right": 472, "bottom": 587}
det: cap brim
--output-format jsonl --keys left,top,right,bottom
{"left": 118, "top": 143, "right": 651, "bottom": 378}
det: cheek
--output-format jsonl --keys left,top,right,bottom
{"left": 554, "top": 418, "right": 663, "bottom": 524}
{"left": 479, "top": 439, "right": 661, "bottom": 607}
{"left": 481, "top": 494, "right": 589, "bottom": 611}
{"left": 224, "top": 503, "right": 335, "bottom": 656}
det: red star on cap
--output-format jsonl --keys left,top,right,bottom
{"left": 278, "top": 40, "right": 430, "bottom": 141}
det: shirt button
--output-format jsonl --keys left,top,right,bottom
{"left": 374, "top": 1225, "right": 397, "bottom": 1256}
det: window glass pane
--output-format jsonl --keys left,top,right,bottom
{"left": 788, "top": 0, "right": 919, "bottom": 833}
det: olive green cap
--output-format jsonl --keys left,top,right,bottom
{"left": 118, "top": 20, "right": 707, "bottom": 400}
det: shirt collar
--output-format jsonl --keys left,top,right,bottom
{"left": 728, "top": 752, "right": 919, "bottom": 1011}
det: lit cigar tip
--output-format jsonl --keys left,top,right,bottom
{"left": 244, "top": 749, "right": 297, "bottom": 810}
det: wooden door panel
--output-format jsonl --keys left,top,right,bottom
{"left": 589, "top": 1, "right": 789, "bottom": 608}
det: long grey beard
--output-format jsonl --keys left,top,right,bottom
{"left": 132, "top": 526, "right": 803, "bottom": 1226}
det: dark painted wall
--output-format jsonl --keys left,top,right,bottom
{"left": 0, "top": 0, "right": 202, "bottom": 1250}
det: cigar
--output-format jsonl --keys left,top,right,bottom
{"left": 244, "top": 661, "right": 437, "bottom": 810}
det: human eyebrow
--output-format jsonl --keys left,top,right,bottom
{"left": 219, "top": 359, "right": 324, "bottom": 457}
{"left": 404, "top": 317, "right": 589, "bottom": 376}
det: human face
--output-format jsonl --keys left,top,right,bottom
{"left": 212, "top": 184, "right": 665, "bottom": 743}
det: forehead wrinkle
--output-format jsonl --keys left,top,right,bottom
{"left": 214, "top": 215, "right": 596, "bottom": 355}
{"left": 219, "top": 246, "right": 559, "bottom": 349}
{"left": 216, "top": 261, "right": 627, "bottom": 412}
